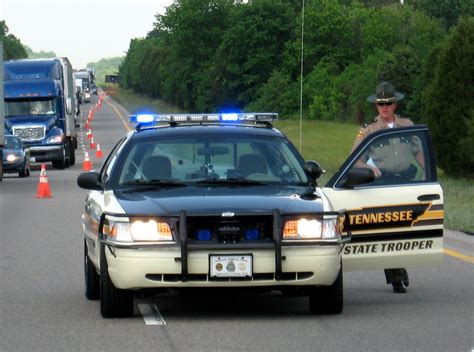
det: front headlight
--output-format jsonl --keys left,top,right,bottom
{"left": 130, "top": 219, "right": 173, "bottom": 241}
{"left": 6, "top": 154, "right": 20, "bottom": 162}
{"left": 47, "top": 135, "right": 63, "bottom": 143}
{"left": 103, "top": 216, "right": 174, "bottom": 243}
{"left": 282, "top": 216, "right": 341, "bottom": 240}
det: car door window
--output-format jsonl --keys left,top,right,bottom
{"left": 336, "top": 129, "right": 433, "bottom": 188}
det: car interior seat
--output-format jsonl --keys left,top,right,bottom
{"left": 142, "top": 155, "right": 172, "bottom": 180}
{"left": 238, "top": 154, "right": 268, "bottom": 176}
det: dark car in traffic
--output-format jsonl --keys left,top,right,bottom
{"left": 2, "top": 134, "right": 31, "bottom": 178}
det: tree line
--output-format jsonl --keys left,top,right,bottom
{"left": 1, "top": 0, "right": 473, "bottom": 177}
{"left": 118, "top": 0, "right": 473, "bottom": 177}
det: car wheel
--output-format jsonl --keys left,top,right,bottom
{"left": 84, "top": 240, "right": 100, "bottom": 300}
{"left": 19, "top": 159, "right": 27, "bottom": 178}
{"left": 69, "top": 140, "right": 76, "bottom": 166}
{"left": 65, "top": 142, "right": 71, "bottom": 168}
{"left": 52, "top": 147, "right": 66, "bottom": 169}
{"left": 309, "top": 266, "right": 343, "bottom": 315}
{"left": 99, "top": 243, "right": 133, "bottom": 318}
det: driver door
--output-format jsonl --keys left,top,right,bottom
{"left": 323, "top": 125, "right": 443, "bottom": 270}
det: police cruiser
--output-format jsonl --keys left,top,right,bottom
{"left": 77, "top": 113, "right": 443, "bottom": 318}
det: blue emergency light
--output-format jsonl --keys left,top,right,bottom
{"left": 129, "top": 112, "right": 278, "bottom": 129}
{"left": 244, "top": 229, "right": 260, "bottom": 241}
{"left": 196, "top": 229, "right": 212, "bottom": 241}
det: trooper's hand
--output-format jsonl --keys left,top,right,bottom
{"left": 369, "top": 165, "right": 382, "bottom": 178}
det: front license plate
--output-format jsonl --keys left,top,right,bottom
{"left": 209, "top": 254, "right": 252, "bottom": 278}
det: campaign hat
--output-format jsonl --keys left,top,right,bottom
{"left": 367, "top": 81, "right": 405, "bottom": 103}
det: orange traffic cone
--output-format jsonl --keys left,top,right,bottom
{"left": 87, "top": 129, "right": 92, "bottom": 139}
{"left": 85, "top": 120, "right": 90, "bottom": 129}
{"left": 82, "top": 152, "right": 93, "bottom": 171}
{"left": 95, "top": 144, "right": 103, "bottom": 158}
{"left": 90, "top": 137, "right": 96, "bottom": 150}
{"left": 36, "top": 164, "right": 52, "bottom": 198}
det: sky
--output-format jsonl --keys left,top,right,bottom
{"left": 1, "top": 0, "right": 173, "bottom": 69}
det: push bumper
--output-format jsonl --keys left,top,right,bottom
{"left": 105, "top": 245, "right": 342, "bottom": 290}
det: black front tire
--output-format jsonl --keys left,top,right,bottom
{"left": 52, "top": 147, "right": 66, "bottom": 169}
{"left": 19, "top": 160, "right": 27, "bottom": 178}
{"left": 99, "top": 243, "right": 133, "bottom": 318}
{"left": 84, "top": 240, "right": 100, "bottom": 300}
{"left": 309, "top": 266, "right": 343, "bottom": 315}
{"left": 69, "top": 140, "right": 76, "bottom": 166}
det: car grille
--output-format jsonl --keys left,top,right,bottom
{"left": 146, "top": 272, "right": 314, "bottom": 283}
{"left": 185, "top": 215, "right": 274, "bottom": 244}
{"left": 12, "top": 126, "right": 45, "bottom": 141}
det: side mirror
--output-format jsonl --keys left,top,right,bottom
{"left": 304, "top": 160, "right": 324, "bottom": 181}
{"left": 77, "top": 172, "right": 103, "bottom": 191}
{"left": 342, "top": 168, "right": 375, "bottom": 189}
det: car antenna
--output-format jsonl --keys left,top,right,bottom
{"left": 299, "top": 0, "right": 305, "bottom": 153}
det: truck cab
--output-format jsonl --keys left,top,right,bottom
{"left": 3, "top": 59, "right": 77, "bottom": 169}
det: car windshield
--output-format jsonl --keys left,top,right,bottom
{"left": 115, "top": 133, "right": 309, "bottom": 187}
{"left": 5, "top": 99, "right": 56, "bottom": 117}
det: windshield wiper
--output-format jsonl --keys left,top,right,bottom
{"left": 195, "top": 178, "right": 268, "bottom": 186}
{"left": 120, "top": 179, "right": 187, "bottom": 192}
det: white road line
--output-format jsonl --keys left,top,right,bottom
{"left": 138, "top": 303, "right": 167, "bottom": 326}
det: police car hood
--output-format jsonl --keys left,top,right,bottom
{"left": 114, "top": 185, "right": 324, "bottom": 215}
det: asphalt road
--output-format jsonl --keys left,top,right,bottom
{"left": 1, "top": 95, "right": 473, "bottom": 352}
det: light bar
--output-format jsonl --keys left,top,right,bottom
{"left": 129, "top": 112, "right": 278, "bottom": 126}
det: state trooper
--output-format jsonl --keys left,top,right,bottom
{"left": 351, "top": 81, "right": 423, "bottom": 293}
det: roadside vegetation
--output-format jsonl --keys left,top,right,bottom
{"left": 116, "top": 1, "right": 473, "bottom": 178}
{"left": 112, "top": 87, "right": 473, "bottom": 234}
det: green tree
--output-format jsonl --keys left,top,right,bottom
{"left": 87, "top": 56, "right": 123, "bottom": 85}
{"left": 422, "top": 16, "right": 474, "bottom": 177}
{"left": 334, "top": 49, "right": 392, "bottom": 123}
{"left": 152, "top": 0, "right": 234, "bottom": 110}
{"left": 0, "top": 21, "right": 27, "bottom": 60}
{"left": 24, "top": 46, "right": 56, "bottom": 59}
{"left": 246, "top": 70, "right": 299, "bottom": 116}
{"left": 407, "top": 0, "right": 474, "bottom": 29}
{"left": 283, "top": 0, "right": 357, "bottom": 79}
{"left": 210, "top": 0, "right": 296, "bottom": 109}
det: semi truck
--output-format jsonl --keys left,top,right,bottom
{"left": 3, "top": 58, "right": 77, "bottom": 169}
{"left": 74, "top": 69, "right": 94, "bottom": 92}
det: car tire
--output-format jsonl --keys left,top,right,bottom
{"left": 309, "top": 266, "right": 343, "bottom": 315}
{"left": 84, "top": 240, "right": 100, "bottom": 300}
{"left": 52, "top": 147, "right": 66, "bottom": 169}
{"left": 69, "top": 140, "right": 76, "bottom": 166}
{"left": 19, "top": 160, "right": 27, "bottom": 178}
{"left": 65, "top": 142, "right": 71, "bottom": 168}
{"left": 99, "top": 243, "right": 133, "bottom": 318}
